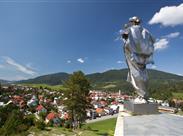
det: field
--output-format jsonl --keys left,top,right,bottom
{"left": 28, "top": 118, "right": 117, "bottom": 136}
{"left": 21, "top": 83, "right": 66, "bottom": 91}
{"left": 173, "top": 92, "right": 183, "bottom": 100}
{"left": 83, "top": 118, "right": 117, "bottom": 136}
{"left": 177, "top": 111, "right": 183, "bottom": 116}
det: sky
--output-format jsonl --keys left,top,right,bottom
{"left": 0, "top": 0, "right": 183, "bottom": 80}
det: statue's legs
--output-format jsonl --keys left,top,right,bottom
{"left": 124, "top": 49, "right": 148, "bottom": 99}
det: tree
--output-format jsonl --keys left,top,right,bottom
{"left": 0, "top": 83, "right": 2, "bottom": 90}
{"left": 63, "top": 71, "right": 91, "bottom": 128}
{"left": 0, "top": 104, "right": 18, "bottom": 128}
{"left": 0, "top": 109, "right": 24, "bottom": 135}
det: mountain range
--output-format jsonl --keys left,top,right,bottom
{"left": 1, "top": 69, "right": 183, "bottom": 93}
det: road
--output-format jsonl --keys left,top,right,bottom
{"left": 86, "top": 114, "right": 118, "bottom": 123}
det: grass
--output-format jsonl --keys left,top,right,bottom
{"left": 177, "top": 111, "right": 183, "bottom": 116}
{"left": 28, "top": 127, "right": 76, "bottom": 136}
{"left": 20, "top": 83, "right": 66, "bottom": 91}
{"left": 82, "top": 118, "right": 117, "bottom": 136}
{"left": 28, "top": 118, "right": 117, "bottom": 136}
{"left": 173, "top": 92, "right": 183, "bottom": 100}
{"left": 102, "top": 84, "right": 116, "bottom": 89}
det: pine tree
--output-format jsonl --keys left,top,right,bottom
{"left": 63, "top": 71, "right": 91, "bottom": 128}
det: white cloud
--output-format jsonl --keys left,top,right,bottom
{"left": 3, "top": 56, "right": 37, "bottom": 76}
{"left": 149, "top": 3, "right": 183, "bottom": 26}
{"left": 164, "top": 32, "right": 180, "bottom": 38}
{"left": 67, "top": 60, "right": 71, "bottom": 63}
{"left": 77, "top": 58, "right": 84, "bottom": 63}
{"left": 12, "top": 75, "right": 28, "bottom": 81}
{"left": 117, "top": 60, "right": 125, "bottom": 64}
{"left": 26, "top": 63, "right": 37, "bottom": 71}
{"left": 0, "top": 75, "right": 28, "bottom": 81}
{"left": 151, "top": 65, "right": 157, "bottom": 69}
{"left": 153, "top": 32, "right": 180, "bottom": 51}
{"left": 154, "top": 38, "right": 169, "bottom": 51}
{"left": 0, "top": 64, "right": 4, "bottom": 68}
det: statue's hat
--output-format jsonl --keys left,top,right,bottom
{"left": 129, "top": 16, "right": 140, "bottom": 23}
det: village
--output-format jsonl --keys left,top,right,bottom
{"left": 1, "top": 83, "right": 182, "bottom": 128}
{"left": 0, "top": 84, "right": 126, "bottom": 128}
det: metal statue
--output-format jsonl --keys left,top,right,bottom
{"left": 121, "top": 16, "right": 155, "bottom": 102}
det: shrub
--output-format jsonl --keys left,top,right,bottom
{"left": 180, "top": 102, "right": 183, "bottom": 111}
{"left": 35, "top": 120, "right": 46, "bottom": 130}
{"left": 0, "top": 104, "right": 18, "bottom": 127}
{"left": 16, "top": 124, "right": 29, "bottom": 133}
{"left": 169, "top": 100, "right": 175, "bottom": 107}
{"left": 64, "top": 120, "right": 71, "bottom": 128}
{"left": 0, "top": 110, "right": 23, "bottom": 135}
{"left": 47, "top": 120, "right": 53, "bottom": 127}
{"left": 23, "top": 114, "right": 35, "bottom": 126}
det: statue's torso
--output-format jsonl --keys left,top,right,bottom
{"left": 124, "top": 25, "right": 155, "bottom": 65}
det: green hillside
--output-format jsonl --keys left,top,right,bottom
{"left": 18, "top": 72, "right": 70, "bottom": 85}
{"left": 18, "top": 69, "right": 183, "bottom": 85}
{"left": 16, "top": 69, "right": 183, "bottom": 95}
{"left": 0, "top": 80, "right": 11, "bottom": 84}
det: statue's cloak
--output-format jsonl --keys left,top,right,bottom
{"left": 123, "top": 25, "right": 155, "bottom": 97}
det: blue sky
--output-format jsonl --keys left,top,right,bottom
{"left": 0, "top": 0, "right": 183, "bottom": 80}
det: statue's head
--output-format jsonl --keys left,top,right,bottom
{"left": 129, "top": 16, "right": 141, "bottom": 25}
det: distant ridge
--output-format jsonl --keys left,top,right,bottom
{"left": 18, "top": 72, "right": 70, "bottom": 85}
{"left": 16, "top": 69, "right": 183, "bottom": 88}
{"left": 0, "top": 79, "right": 10, "bottom": 84}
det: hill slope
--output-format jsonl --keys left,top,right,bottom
{"left": 0, "top": 79, "right": 10, "bottom": 84}
{"left": 17, "top": 69, "right": 183, "bottom": 93}
{"left": 18, "top": 72, "right": 70, "bottom": 85}
{"left": 87, "top": 69, "right": 183, "bottom": 83}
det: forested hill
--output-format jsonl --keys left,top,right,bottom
{"left": 0, "top": 80, "right": 11, "bottom": 84}
{"left": 87, "top": 69, "right": 183, "bottom": 83}
{"left": 17, "top": 72, "right": 70, "bottom": 85}
{"left": 17, "top": 69, "right": 183, "bottom": 85}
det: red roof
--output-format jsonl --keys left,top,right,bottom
{"left": 96, "top": 108, "right": 104, "bottom": 113}
{"left": 64, "top": 113, "right": 69, "bottom": 120}
{"left": 100, "top": 100, "right": 107, "bottom": 105}
{"left": 111, "top": 101, "right": 118, "bottom": 105}
{"left": 12, "top": 95, "right": 23, "bottom": 101}
{"left": 46, "top": 112, "right": 58, "bottom": 120}
{"left": 36, "top": 105, "right": 44, "bottom": 111}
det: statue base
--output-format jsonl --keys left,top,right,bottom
{"left": 124, "top": 100, "right": 159, "bottom": 115}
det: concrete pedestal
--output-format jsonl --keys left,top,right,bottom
{"left": 124, "top": 114, "right": 183, "bottom": 136}
{"left": 124, "top": 100, "right": 158, "bottom": 114}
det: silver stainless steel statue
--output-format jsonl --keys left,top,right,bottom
{"left": 121, "top": 16, "right": 155, "bottom": 102}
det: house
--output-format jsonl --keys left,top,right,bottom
{"left": 12, "top": 95, "right": 23, "bottom": 105}
{"left": 53, "top": 97, "right": 60, "bottom": 105}
{"left": 0, "top": 102, "right": 4, "bottom": 107}
{"left": 96, "top": 108, "right": 106, "bottom": 117}
{"left": 92, "top": 101, "right": 101, "bottom": 109}
{"left": 19, "top": 100, "right": 26, "bottom": 109}
{"left": 27, "top": 95, "right": 38, "bottom": 107}
{"left": 110, "top": 104, "right": 119, "bottom": 113}
{"left": 36, "top": 105, "right": 47, "bottom": 114}
{"left": 111, "top": 101, "right": 118, "bottom": 105}
{"left": 63, "top": 112, "right": 69, "bottom": 120}
{"left": 45, "top": 112, "right": 61, "bottom": 126}
{"left": 38, "top": 95, "right": 44, "bottom": 104}
{"left": 104, "top": 107, "right": 114, "bottom": 115}
{"left": 100, "top": 100, "right": 107, "bottom": 107}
